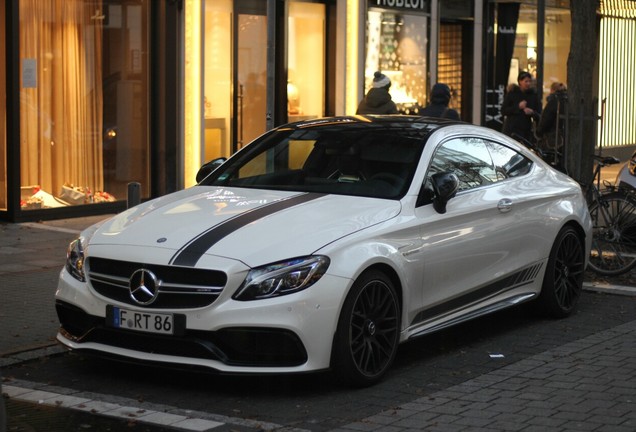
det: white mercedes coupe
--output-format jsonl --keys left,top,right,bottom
{"left": 56, "top": 116, "right": 592, "bottom": 386}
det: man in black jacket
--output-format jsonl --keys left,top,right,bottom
{"left": 356, "top": 71, "right": 399, "bottom": 115}
{"left": 501, "top": 71, "right": 541, "bottom": 144}
{"left": 419, "top": 83, "right": 460, "bottom": 120}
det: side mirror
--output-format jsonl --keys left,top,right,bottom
{"left": 431, "top": 172, "right": 459, "bottom": 214}
{"left": 196, "top": 157, "right": 227, "bottom": 183}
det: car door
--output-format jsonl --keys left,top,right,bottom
{"left": 408, "top": 135, "right": 538, "bottom": 331}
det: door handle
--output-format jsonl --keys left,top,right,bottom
{"left": 497, "top": 198, "right": 513, "bottom": 213}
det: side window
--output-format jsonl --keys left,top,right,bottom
{"left": 485, "top": 140, "right": 534, "bottom": 178}
{"left": 420, "top": 136, "right": 534, "bottom": 206}
{"left": 428, "top": 137, "right": 497, "bottom": 192}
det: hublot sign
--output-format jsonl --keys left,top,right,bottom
{"left": 370, "top": 0, "right": 427, "bottom": 11}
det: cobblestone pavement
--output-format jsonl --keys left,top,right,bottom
{"left": 0, "top": 216, "right": 109, "bottom": 357}
{"left": 1, "top": 215, "right": 636, "bottom": 431}
{"left": 332, "top": 320, "right": 636, "bottom": 432}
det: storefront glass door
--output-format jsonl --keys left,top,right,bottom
{"left": 201, "top": 0, "right": 326, "bottom": 160}
{"left": 235, "top": 3, "right": 267, "bottom": 150}
{"left": 202, "top": 0, "right": 231, "bottom": 166}
{"left": 287, "top": 2, "right": 325, "bottom": 122}
{"left": 201, "top": 0, "right": 267, "bottom": 161}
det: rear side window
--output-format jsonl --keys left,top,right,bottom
{"left": 426, "top": 137, "right": 533, "bottom": 192}
{"left": 485, "top": 140, "right": 533, "bottom": 178}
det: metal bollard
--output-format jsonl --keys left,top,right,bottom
{"left": 127, "top": 182, "right": 141, "bottom": 208}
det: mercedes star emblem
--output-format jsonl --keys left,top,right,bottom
{"left": 129, "top": 269, "right": 161, "bottom": 305}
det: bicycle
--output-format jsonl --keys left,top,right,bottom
{"left": 512, "top": 134, "right": 636, "bottom": 276}
{"left": 584, "top": 155, "right": 636, "bottom": 276}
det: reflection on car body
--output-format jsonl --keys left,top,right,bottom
{"left": 55, "top": 115, "right": 592, "bottom": 387}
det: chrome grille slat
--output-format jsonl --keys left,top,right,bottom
{"left": 89, "top": 272, "right": 129, "bottom": 288}
{"left": 160, "top": 282, "right": 223, "bottom": 292}
{"left": 160, "top": 289, "right": 223, "bottom": 295}
{"left": 86, "top": 257, "right": 227, "bottom": 309}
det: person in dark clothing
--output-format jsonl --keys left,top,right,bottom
{"left": 536, "top": 82, "right": 567, "bottom": 151}
{"left": 356, "top": 71, "right": 399, "bottom": 115}
{"left": 501, "top": 71, "right": 542, "bottom": 144}
{"left": 419, "top": 83, "right": 460, "bottom": 120}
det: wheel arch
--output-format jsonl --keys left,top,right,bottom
{"left": 332, "top": 262, "right": 405, "bottom": 328}
{"left": 328, "top": 262, "right": 404, "bottom": 373}
{"left": 563, "top": 219, "right": 587, "bottom": 243}
{"left": 562, "top": 218, "right": 591, "bottom": 264}
{"left": 362, "top": 262, "right": 404, "bottom": 311}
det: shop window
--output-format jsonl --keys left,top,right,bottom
{"left": 364, "top": 9, "right": 428, "bottom": 114}
{"left": 510, "top": 4, "right": 570, "bottom": 103}
{"left": 18, "top": 0, "right": 149, "bottom": 210}
{"left": 543, "top": 7, "right": 570, "bottom": 102}
{"left": 287, "top": 2, "right": 326, "bottom": 122}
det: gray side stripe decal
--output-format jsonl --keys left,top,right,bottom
{"left": 170, "top": 193, "right": 326, "bottom": 267}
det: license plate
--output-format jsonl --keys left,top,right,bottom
{"left": 111, "top": 306, "right": 174, "bottom": 335}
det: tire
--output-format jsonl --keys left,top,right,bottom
{"left": 332, "top": 269, "right": 400, "bottom": 387}
{"left": 588, "top": 191, "right": 636, "bottom": 276}
{"left": 535, "top": 225, "right": 585, "bottom": 318}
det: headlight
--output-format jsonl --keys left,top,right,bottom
{"left": 65, "top": 238, "right": 86, "bottom": 282}
{"left": 233, "top": 256, "right": 330, "bottom": 301}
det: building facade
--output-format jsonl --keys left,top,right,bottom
{"left": 1, "top": 0, "right": 633, "bottom": 221}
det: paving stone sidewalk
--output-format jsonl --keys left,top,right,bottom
{"left": 0, "top": 216, "right": 110, "bottom": 357}
{"left": 333, "top": 320, "right": 636, "bottom": 432}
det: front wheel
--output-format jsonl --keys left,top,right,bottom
{"left": 332, "top": 270, "right": 400, "bottom": 387}
{"left": 535, "top": 225, "right": 585, "bottom": 318}
{"left": 588, "top": 191, "right": 636, "bottom": 276}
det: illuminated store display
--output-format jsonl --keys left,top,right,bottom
{"left": 17, "top": 0, "right": 150, "bottom": 210}
{"left": 364, "top": 7, "right": 428, "bottom": 114}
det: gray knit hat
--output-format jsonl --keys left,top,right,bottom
{"left": 372, "top": 71, "right": 391, "bottom": 88}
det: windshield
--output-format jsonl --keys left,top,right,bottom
{"left": 200, "top": 126, "right": 427, "bottom": 199}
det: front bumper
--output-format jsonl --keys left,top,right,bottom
{"left": 56, "top": 300, "right": 308, "bottom": 367}
{"left": 55, "top": 267, "right": 349, "bottom": 374}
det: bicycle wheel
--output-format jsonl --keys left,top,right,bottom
{"left": 588, "top": 191, "right": 636, "bottom": 276}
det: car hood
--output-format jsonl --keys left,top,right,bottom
{"left": 87, "top": 187, "right": 401, "bottom": 267}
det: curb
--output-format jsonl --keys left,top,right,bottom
{"left": 583, "top": 281, "right": 636, "bottom": 296}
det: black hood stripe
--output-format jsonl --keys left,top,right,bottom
{"left": 170, "top": 192, "right": 326, "bottom": 267}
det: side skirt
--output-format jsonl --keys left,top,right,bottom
{"left": 407, "top": 292, "right": 537, "bottom": 340}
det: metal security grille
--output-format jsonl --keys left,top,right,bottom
{"left": 438, "top": 24, "right": 463, "bottom": 116}
{"left": 598, "top": 1, "right": 636, "bottom": 149}
{"left": 600, "top": 0, "right": 636, "bottom": 19}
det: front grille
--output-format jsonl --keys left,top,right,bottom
{"left": 86, "top": 257, "right": 227, "bottom": 309}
